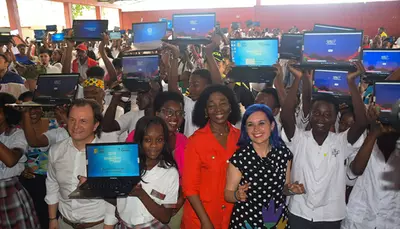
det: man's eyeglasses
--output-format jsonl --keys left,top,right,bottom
{"left": 161, "top": 108, "right": 185, "bottom": 117}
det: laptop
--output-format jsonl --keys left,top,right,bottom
{"left": 374, "top": 81, "right": 400, "bottom": 124}
{"left": 73, "top": 20, "right": 108, "bottom": 41}
{"left": 363, "top": 49, "right": 400, "bottom": 82}
{"left": 313, "top": 69, "right": 360, "bottom": 103}
{"left": 6, "top": 74, "right": 79, "bottom": 107}
{"left": 159, "top": 18, "right": 173, "bottom": 31}
{"left": 69, "top": 143, "right": 140, "bottom": 199}
{"left": 279, "top": 33, "right": 303, "bottom": 60}
{"left": 46, "top": 25, "right": 57, "bottom": 32}
{"left": 313, "top": 24, "right": 356, "bottom": 32}
{"left": 34, "top": 29, "right": 46, "bottom": 42}
{"left": 163, "top": 13, "right": 215, "bottom": 45}
{"left": 298, "top": 31, "right": 363, "bottom": 71}
{"left": 122, "top": 54, "right": 160, "bottom": 92}
{"left": 227, "top": 38, "right": 278, "bottom": 83}
{"left": 132, "top": 22, "right": 167, "bottom": 50}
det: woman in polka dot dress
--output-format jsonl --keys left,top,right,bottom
{"left": 225, "top": 104, "right": 305, "bottom": 229}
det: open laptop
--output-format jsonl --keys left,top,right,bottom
{"left": 121, "top": 54, "right": 160, "bottom": 92}
{"left": 363, "top": 49, "right": 400, "bottom": 82}
{"left": 227, "top": 38, "right": 278, "bottom": 83}
{"left": 298, "top": 31, "right": 363, "bottom": 71}
{"left": 69, "top": 143, "right": 140, "bottom": 199}
{"left": 279, "top": 33, "right": 303, "bottom": 60}
{"left": 6, "top": 74, "right": 79, "bottom": 107}
{"left": 34, "top": 29, "right": 46, "bottom": 42}
{"left": 313, "top": 69, "right": 360, "bottom": 103}
{"left": 163, "top": 13, "right": 215, "bottom": 45}
{"left": 72, "top": 20, "right": 108, "bottom": 41}
{"left": 313, "top": 24, "right": 356, "bottom": 32}
{"left": 132, "top": 22, "right": 167, "bottom": 50}
{"left": 374, "top": 81, "right": 400, "bottom": 124}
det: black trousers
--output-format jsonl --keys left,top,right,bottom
{"left": 20, "top": 174, "right": 49, "bottom": 229}
{"left": 289, "top": 212, "right": 341, "bottom": 229}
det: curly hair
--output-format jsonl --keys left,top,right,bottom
{"left": 0, "top": 93, "right": 21, "bottom": 126}
{"left": 153, "top": 91, "right": 184, "bottom": 113}
{"left": 192, "top": 84, "right": 241, "bottom": 128}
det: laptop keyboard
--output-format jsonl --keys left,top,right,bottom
{"left": 81, "top": 179, "right": 136, "bottom": 190}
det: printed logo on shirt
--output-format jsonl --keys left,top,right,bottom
{"left": 151, "top": 189, "right": 166, "bottom": 200}
{"left": 332, "top": 149, "right": 339, "bottom": 157}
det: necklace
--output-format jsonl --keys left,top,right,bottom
{"left": 211, "top": 125, "right": 229, "bottom": 136}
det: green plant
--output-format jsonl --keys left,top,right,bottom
{"left": 72, "top": 4, "right": 94, "bottom": 19}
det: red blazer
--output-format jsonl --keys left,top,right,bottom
{"left": 72, "top": 57, "right": 98, "bottom": 73}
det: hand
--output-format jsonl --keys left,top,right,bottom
{"left": 66, "top": 40, "right": 75, "bottom": 48}
{"left": 366, "top": 103, "right": 380, "bottom": 125}
{"left": 100, "top": 33, "right": 110, "bottom": 48}
{"left": 77, "top": 175, "right": 87, "bottom": 186}
{"left": 55, "top": 105, "right": 68, "bottom": 125}
{"left": 302, "top": 69, "right": 313, "bottom": 81}
{"left": 162, "top": 43, "right": 180, "bottom": 58}
{"left": 347, "top": 61, "right": 365, "bottom": 81}
{"left": 287, "top": 181, "right": 305, "bottom": 194}
{"left": 21, "top": 167, "right": 36, "bottom": 179}
{"left": 49, "top": 219, "right": 58, "bottom": 229}
{"left": 129, "top": 183, "right": 145, "bottom": 198}
{"left": 339, "top": 103, "right": 349, "bottom": 111}
{"left": 236, "top": 182, "right": 250, "bottom": 202}
{"left": 273, "top": 63, "right": 283, "bottom": 79}
{"left": 204, "top": 33, "right": 222, "bottom": 53}
{"left": 287, "top": 60, "right": 302, "bottom": 79}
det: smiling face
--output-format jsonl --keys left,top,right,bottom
{"left": 339, "top": 112, "right": 355, "bottom": 133}
{"left": 51, "top": 50, "right": 61, "bottom": 62}
{"left": 206, "top": 92, "right": 231, "bottom": 125}
{"left": 67, "top": 105, "right": 98, "bottom": 142}
{"left": 310, "top": 100, "right": 337, "bottom": 134}
{"left": 142, "top": 123, "right": 165, "bottom": 161}
{"left": 157, "top": 100, "right": 184, "bottom": 133}
{"left": 189, "top": 74, "right": 209, "bottom": 101}
{"left": 246, "top": 111, "right": 274, "bottom": 145}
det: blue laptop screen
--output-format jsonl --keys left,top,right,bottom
{"left": 123, "top": 55, "right": 159, "bottom": 81}
{"left": 133, "top": 22, "right": 167, "bottom": 43}
{"left": 374, "top": 82, "right": 400, "bottom": 113}
{"left": 51, "top": 33, "right": 64, "bottom": 42}
{"left": 363, "top": 50, "right": 400, "bottom": 75}
{"left": 173, "top": 13, "right": 215, "bottom": 39}
{"left": 314, "top": 69, "right": 360, "bottom": 96}
{"left": 303, "top": 32, "right": 362, "bottom": 65}
{"left": 34, "top": 30, "right": 46, "bottom": 40}
{"left": 87, "top": 144, "right": 139, "bottom": 177}
{"left": 231, "top": 39, "right": 278, "bottom": 67}
{"left": 159, "top": 18, "right": 173, "bottom": 30}
{"left": 73, "top": 20, "right": 108, "bottom": 40}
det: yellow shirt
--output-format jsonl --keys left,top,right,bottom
{"left": 380, "top": 31, "right": 388, "bottom": 38}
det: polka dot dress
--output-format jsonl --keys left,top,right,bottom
{"left": 229, "top": 143, "right": 293, "bottom": 229}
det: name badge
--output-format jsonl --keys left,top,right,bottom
{"left": 151, "top": 189, "right": 166, "bottom": 200}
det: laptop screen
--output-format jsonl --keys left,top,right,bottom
{"left": 374, "top": 81, "right": 400, "bottom": 113}
{"left": 34, "top": 74, "right": 79, "bottom": 101}
{"left": 133, "top": 22, "right": 167, "bottom": 43}
{"left": 46, "top": 25, "right": 57, "bottom": 31}
{"left": 313, "top": 24, "right": 356, "bottom": 32}
{"left": 172, "top": 13, "right": 215, "bottom": 39}
{"left": 159, "top": 18, "right": 173, "bottom": 30}
{"left": 313, "top": 69, "right": 360, "bottom": 96}
{"left": 109, "top": 32, "right": 121, "bottom": 40}
{"left": 280, "top": 34, "right": 303, "bottom": 59}
{"left": 34, "top": 30, "right": 46, "bottom": 41}
{"left": 230, "top": 39, "right": 279, "bottom": 67}
{"left": 51, "top": 33, "right": 64, "bottom": 42}
{"left": 87, "top": 143, "right": 140, "bottom": 178}
{"left": 302, "top": 32, "right": 363, "bottom": 65}
{"left": 73, "top": 20, "right": 108, "bottom": 40}
{"left": 363, "top": 49, "right": 400, "bottom": 75}
{"left": 122, "top": 55, "right": 159, "bottom": 81}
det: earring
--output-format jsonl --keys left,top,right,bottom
{"left": 205, "top": 113, "right": 208, "bottom": 119}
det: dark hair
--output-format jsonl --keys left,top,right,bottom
{"left": 39, "top": 49, "right": 52, "bottom": 56}
{"left": 0, "top": 93, "right": 21, "bottom": 126}
{"left": 87, "top": 50, "right": 97, "bottom": 61}
{"left": 67, "top": 99, "right": 103, "bottom": 138}
{"left": 17, "top": 44, "right": 26, "bottom": 49}
{"left": 192, "top": 84, "right": 241, "bottom": 128}
{"left": 311, "top": 93, "right": 339, "bottom": 115}
{"left": 112, "top": 58, "right": 122, "bottom": 69}
{"left": 86, "top": 66, "right": 105, "bottom": 80}
{"left": 104, "top": 47, "right": 114, "bottom": 60}
{"left": 191, "top": 69, "right": 213, "bottom": 85}
{"left": 238, "top": 104, "right": 282, "bottom": 148}
{"left": 0, "top": 53, "right": 9, "bottom": 63}
{"left": 133, "top": 116, "right": 177, "bottom": 178}
{"left": 260, "top": 88, "right": 280, "bottom": 108}
{"left": 18, "top": 91, "right": 34, "bottom": 101}
{"left": 153, "top": 91, "right": 184, "bottom": 113}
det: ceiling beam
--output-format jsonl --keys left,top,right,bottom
{"left": 50, "top": 0, "right": 121, "bottom": 9}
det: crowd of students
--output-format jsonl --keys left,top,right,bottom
{"left": 0, "top": 20, "right": 399, "bottom": 229}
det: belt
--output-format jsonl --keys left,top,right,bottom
{"left": 62, "top": 216, "right": 103, "bottom": 229}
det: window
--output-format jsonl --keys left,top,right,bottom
{"left": 17, "top": 0, "right": 65, "bottom": 27}
{"left": 0, "top": 0, "right": 9, "bottom": 27}
{"left": 101, "top": 7, "right": 120, "bottom": 30}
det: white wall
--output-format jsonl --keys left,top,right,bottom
{"left": 0, "top": 0, "right": 10, "bottom": 27}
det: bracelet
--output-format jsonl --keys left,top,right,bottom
{"left": 49, "top": 217, "right": 57, "bottom": 221}
{"left": 288, "top": 188, "right": 296, "bottom": 196}
{"left": 233, "top": 190, "right": 240, "bottom": 202}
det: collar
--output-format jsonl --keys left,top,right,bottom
{"left": 68, "top": 136, "right": 98, "bottom": 151}
{"left": 197, "top": 121, "right": 240, "bottom": 135}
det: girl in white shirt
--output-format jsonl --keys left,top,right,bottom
{"left": 105, "top": 116, "right": 179, "bottom": 229}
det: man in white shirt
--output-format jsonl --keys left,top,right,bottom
{"left": 45, "top": 99, "right": 108, "bottom": 229}
{"left": 342, "top": 120, "right": 400, "bottom": 229}
{"left": 280, "top": 62, "right": 368, "bottom": 229}
{"left": 39, "top": 49, "right": 61, "bottom": 74}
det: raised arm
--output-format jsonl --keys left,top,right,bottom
{"left": 21, "top": 110, "right": 50, "bottom": 147}
{"left": 273, "top": 63, "right": 287, "bottom": 107}
{"left": 165, "top": 44, "right": 181, "bottom": 94}
{"left": 346, "top": 62, "right": 368, "bottom": 144}
{"left": 301, "top": 70, "right": 313, "bottom": 118}
{"left": 102, "top": 93, "right": 122, "bottom": 132}
{"left": 62, "top": 40, "right": 74, "bottom": 74}
{"left": 0, "top": 144, "right": 23, "bottom": 167}
{"left": 99, "top": 34, "right": 117, "bottom": 86}
{"left": 204, "top": 34, "right": 223, "bottom": 84}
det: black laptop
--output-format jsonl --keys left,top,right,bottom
{"left": 72, "top": 20, "right": 108, "bottom": 41}
{"left": 279, "top": 33, "right": 303, "bottom": 60}
{"left": 6, "top": 74, "right": 79, "bottom": 107}
{"left": 227, "top": 38, "right": 278, "bottom": 83}
{"left": 374, "top": 81, "right": 400, "bottom": 124}
{"left": 163, "top": 13, "right": 215, "bottom": 45}
{"left": 363, "top": 49, "right": 400, "bottom": 83}
{"left": 313, "top": 24, "right": 356, "bottom": 32}
{"left": 298, "top": 31, "right": 363, "bottom": 71}
{"left": 69, "top": 143, "right": 141, "bottom": 199}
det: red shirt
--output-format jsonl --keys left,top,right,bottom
{"left": 71, "top": 57, "right": 98, "bottom": 74}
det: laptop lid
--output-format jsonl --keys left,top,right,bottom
{"left": 302, "top": 31, "right": 363, "bottom": 66}
{"left": 279, "top": 34, "right": 303, "bottom": 60}
{"left": 132, "top": 22, "right": 167, "bottom": 43}
{"left": 230, "top": 38, "right": 279, "bottom": 67}
{"left": 374, "top": 81, "right": 400, "bottom": 122}
{"left": 73, "top": 20, "right": 108, "bottom": 41}
{"left": 86, "top": 143, "right": 140, "bottom": 178}
{"left": 109, "top": 31, "right": 121, "bottom": 40}
{"left": 363, "top": 49, "right": 400, "bottom": 75}
{"left": 33, "top": 74, "right": 79, "bottom": 104}
{"left": 122, "top": 54, "right": 160, "bottom": 92}
{"left": 313, "top": 24, "right": 356, "bottom": 32}
{"left": 172, "top": 13, "right": 216, "bottom": 39}
{"left": 313, "top": 69, "right": 360, "bottom": 97}
{"left": 51, "top": 33, "right": 64, "bottom": 42}
{"left": 34, "top": 30, "right": 46, "bottom": 42}
{"left": 46, "top": 25, "right": 57, "bottom": 32}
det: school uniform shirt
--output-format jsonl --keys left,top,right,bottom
{"left": 0, "top": 129, "right": 28, "bottom": 179}
{"left": 183, "top": 95, "right": 197, "bottom": 137}
{"left": 282, "top": 126, "right": 364, "bottom": 222}
{"left": 104, "top": 164, "right": 179, "bottom": 226}
{"left": 182, "top": 123, "right": 240, "bottom": 229}
{"left": 116, "top": 109, "right": 145, "bottom": 134}
{"left": 341, "top": 143, "right": 400, "bottom": 229}
{"left": 45, "top": 137, "right": 107, "bottom": 223}
{"left": 45, "top": 64, "right": 61, "bottom": 74}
